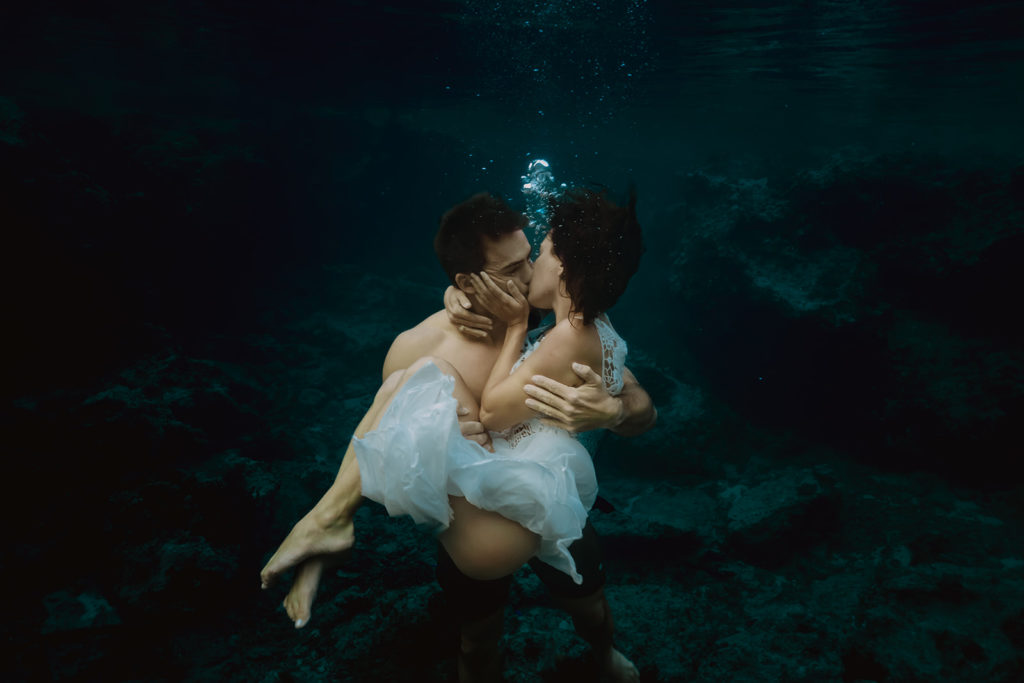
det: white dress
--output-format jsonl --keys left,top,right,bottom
{"left": 353, "top": 316, "right": 628, "bottom": 584}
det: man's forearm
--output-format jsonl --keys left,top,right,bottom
{"left": 610, "top": 376, "right": 657, "bottom": 437}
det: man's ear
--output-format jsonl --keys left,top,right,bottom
{"left": 454, "top": 273, "right": 475, "bottom": 293}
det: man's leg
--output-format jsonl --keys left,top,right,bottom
{"left": 436, "top": 542, "right": 511, "bottom": 683}
{"left": 529, "top": 522, "right": 639, "bottom": 682}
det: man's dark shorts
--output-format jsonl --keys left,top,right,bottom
{"left": 435, "top": 520, "right": 606, "bottom": 623}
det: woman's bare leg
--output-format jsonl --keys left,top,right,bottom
{"left": 268, "top": 356, "right": 526, "bottom": 627}
{"left": 266, "top": 365, "right": 422, "bottom": 626}
{"left": 267, "top": 355, "right": 539, "bottom": 627}
{"left": 262, "top": 369, "right": 405, "bottom": 575}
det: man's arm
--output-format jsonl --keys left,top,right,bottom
{"left": 611, "top": 368, "right": 658, "bottom": 436}
{"left": 524, "top": 364, "right": 657, "bottom": 436}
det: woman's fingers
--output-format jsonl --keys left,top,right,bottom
{"left": 505, "top": 276, "right": 528, "bottom": 304}
{"left": 479, "top": 271, "right": 508, "bottom": 300}
{"left": 470, "top": 273, "right": 496, "bottom": 304}
{"left": 480, "top": 271, "right": 519, "bottom": 303}
{"left": 472, "top": 271, "right": 528, "bottom": 323}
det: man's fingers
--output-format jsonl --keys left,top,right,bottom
{"left": 456, "top": 311, "right": 493, "bottom": 327}
{"left": 455, "top": 312, "right": 493, "bottom": 328}
{"left": 525, "top": 396, "right": 570, "bottom": 422}
{"left": 459, "top": 419, "right": 485, "bottom": 435}
{"left": 571, "top": 362, "right": 603, "bottom": 385}
{"left": 528, "top": 374, "right": 573, "bottom": 401}
{"left": 458, "top": 420, "right": 493, "bottom": 451}
{"left": 524, "top": 385, "right": 572, "bottom": 414}
{"left": 457, "top": 403, "right": 470, "bottom": 417}
{"left": 455, "top": 323, "right": 489, "bottom": 340}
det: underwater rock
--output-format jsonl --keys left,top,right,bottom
{"left": 119, "top": 534, "right": 238, "bottom": 614}
{"left": 602, "top": 479, "right": 721, "bottom": 543}
{"left": 659, "top": 153, "right": 1024, "bottom": 486}
{"left": 0, "top": 95, "right": 24, "bottom": 146}
{"left": 721, "top": 468, "right": 841, "bottom": 567}
{"left": 42, "top": 591, "right": 121, "bottom": 634}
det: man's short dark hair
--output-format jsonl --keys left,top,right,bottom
{"left": 434, "top": 193, "right": 528, "bottom": 285}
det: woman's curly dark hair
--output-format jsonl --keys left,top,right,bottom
{"left": 547, "top": 186, "right": 644, "bottom": 324}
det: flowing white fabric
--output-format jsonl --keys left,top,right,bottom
{"left": 353, "top": 316, "right": 628, "bottom": 584}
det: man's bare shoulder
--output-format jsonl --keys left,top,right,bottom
{"left": 395, "top": 311, "right": 454, "bottom": 346}
{"left": 382, "top": 311, "right": 454, "bottom": 377}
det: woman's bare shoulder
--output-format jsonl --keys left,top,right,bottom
{"left": 540, "top": 318, "right": 603, "bottom": 367}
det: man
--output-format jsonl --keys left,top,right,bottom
{"left": 260, "top": 192, "right": 655, "bottom": 682}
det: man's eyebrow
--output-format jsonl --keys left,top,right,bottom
{"left": 496, "top": 254, "right": 528, "bottom": 270}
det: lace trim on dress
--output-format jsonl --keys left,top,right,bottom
{"left": 497, "top": 315, "right": 628, "bottom": 446}
{"left": 594, "top": 316, "right": 627, "bottom": 396}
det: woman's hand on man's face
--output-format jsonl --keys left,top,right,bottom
{"left": 471, "top": 271, "right": 530, "bottom": 327}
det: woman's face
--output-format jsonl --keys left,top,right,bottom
{"left": 527, "top": 234, "right": 562, "bottom": 309}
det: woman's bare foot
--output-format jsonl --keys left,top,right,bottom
{"left": 261, "top": 513, "right": 354, "bottom": 590}
{"left": 599, "top": 647, "right": 640, "bottom": 683}
{"left": 282, "top": 551, "right": 349, "bottom": 628}
{"left": 283, "top": 557, "right": 326, "bottom": 628}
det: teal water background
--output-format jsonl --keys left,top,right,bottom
{"left": 2, "top": 2, "right": 1023, "bottom": 681}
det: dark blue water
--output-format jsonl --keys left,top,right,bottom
{"left": 2, "top": 1, "right": 1023, "bottom": 681}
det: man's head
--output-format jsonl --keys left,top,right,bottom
{"left": 434, "top": 193, "right": 533, "bottom": 303}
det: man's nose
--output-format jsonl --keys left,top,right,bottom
{"left": 523, "top": 259, "right": 534, "bottom": 283}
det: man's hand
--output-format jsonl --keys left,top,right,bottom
{"left": 458, "top": 403, "right": 494, "bottom": 452}
{"left": 523, "top": 362, "right": 625, "bottom": 434}
{"left": 444, "top": 286, "right": 492, "bottom": 340}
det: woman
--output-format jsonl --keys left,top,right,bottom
{"left": 353, "top": 186, "right": 643, "bottom": 584}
